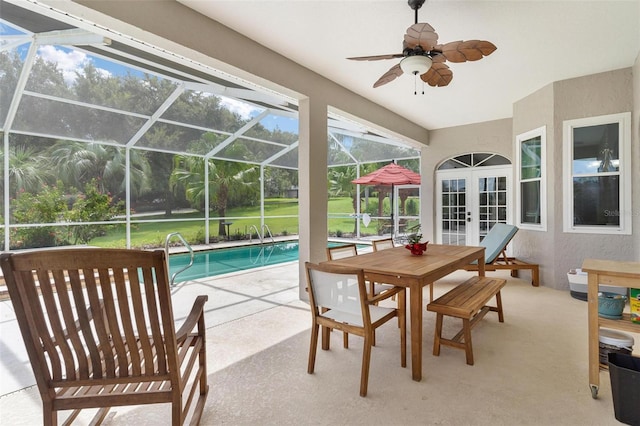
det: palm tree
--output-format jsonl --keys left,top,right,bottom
{"left": 2, "top": 144, "right": 53, "bottom": 197}
{"left": 171, "top": 148, "right": 257, "bottom": 237}
{"left": 45, "top": 141, "right": 151, "bottom": 200}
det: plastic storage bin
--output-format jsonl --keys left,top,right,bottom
{"left": 608, "top": 352, "right": 640, "bottom": 425}
{"left": 567, "top": 269, "right": 627, "bottom": 301}
{"left": 599, "top": 329, "right": 633, "bottom": 365}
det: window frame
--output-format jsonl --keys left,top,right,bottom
{"left": 562, "top": 112, "right": 632, "bottom": 235}
{"left": 516, "top": 126, "right": 546, "bottom": 231}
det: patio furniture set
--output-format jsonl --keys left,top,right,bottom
{"left": 0, "top": 223, "right": 537, "bottom": 424}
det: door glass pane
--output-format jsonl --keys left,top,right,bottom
{"left": 478, "top": 174, "right": 508, "bottom": 240}
{"left": 440, "top": 178, "right": 466, "bottom": 245}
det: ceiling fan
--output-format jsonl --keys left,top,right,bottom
{"left": 347, "top": 0, "right": 497, "bottom": 90}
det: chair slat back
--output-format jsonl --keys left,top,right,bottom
{"left": 326, "top": 244, "right": 358, "bottom": 260}
{"left": 305, "top": 263, "right": 367, "bottom": 317}
{"left": 0, "top": 249, "right": 179, "bottom": 391}
{"left": 372, "top": 238, "right": 394, "bottom": 251}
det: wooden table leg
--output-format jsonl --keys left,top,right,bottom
{"left": 588, "top": 273, "right": 600, "bottom": 397}
{"left": 410, "top": 284, "right": 423, "bottom": 381}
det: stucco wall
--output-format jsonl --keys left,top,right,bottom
{"left": 549, "top": 68, "right": 635, "bottom": 290}
{"left": 512, "top": 83, "right": 555, "bottom": 287}
{"left": 425, "top": 68, "right": 635, "bottom": 291}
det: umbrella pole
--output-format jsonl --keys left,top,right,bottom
{"left": 391, "top": 184, "right": 394, "bottom": 241}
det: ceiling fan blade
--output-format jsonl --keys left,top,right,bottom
{"left": 347, "top": 53, "right": 404, "bottom": 61}
{"left": 420, "top": 62, "right": 453, "bottom": 87}
{"left": 373, "top": 63, "right": 404, "bottom": 88}
{"left": 404, "top": 23, "right": 439, "bottom": 52}
{"left": 437, "top": 40, "right": 497, "bottom": 63}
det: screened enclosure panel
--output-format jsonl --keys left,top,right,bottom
{"left": 1, "top": 7, "right": 421, "bottom": 250}
{"left": 137, "top": 122, "right": 228, "bottom": 155}
{"left": 23, "top": 47, "right": 179, "bottom": 116}
{"left": 161, "top": 91, "right": 250, "bottom": 133}
{"left": 329, "top": 133, "right": 419, "bottom": 165}
{"left": 13, "top": 95, "right": 146, "bottom": 143}
{"left": 269, "top": 147, "right": 298, "bottom": 169}
{"left": 242, "top": 115, "right": 299, "bottom": 144}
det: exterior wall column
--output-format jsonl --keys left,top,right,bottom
{"left": 298, "top": 97, "right": 328, "bottom": 300}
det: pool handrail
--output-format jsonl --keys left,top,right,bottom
{"left": 261, "top": 224, "right": 275, "bottom": 244}
{"left": 248, "top": 225, "right": 262, "bottom": 243}
{"left": 165, "top": 232, "right": 194, "bottom": 286}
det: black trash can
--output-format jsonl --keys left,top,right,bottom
{"left": 608, "top": 352, "right": 640, "bottom": 425}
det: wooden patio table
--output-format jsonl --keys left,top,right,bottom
{"left": 324, "top": 243, "right": 485, "bottom": 381}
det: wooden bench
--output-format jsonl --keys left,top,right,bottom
{"left": 427, "top": 276, "right": 506, "bottom": 365}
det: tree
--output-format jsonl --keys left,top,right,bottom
{"left": 66, "top": 179, "right": 125, "bottom": 244}
{"left": 45, "top": 141, "right": 151, "bottom": 201}
{"left": 4, "top": 144, "right": 53, "bottom": 197}
{"left": 171, "top": 143, "right": 257, "bottom": 236}
{"left": 329, "top": 165, "right": 358, "bottom": 233}
{"left": 11, "top": 182, "right": 68, "bottom": 249}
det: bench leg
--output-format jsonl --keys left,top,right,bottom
{"left": 496, "top": 291, "right": 504, "bottom": 322}
{"left": 433, "top": 313, "right": 443, "bottom": 356}
{"left": 462, "top": 318, "right": 474, "bottom": 365}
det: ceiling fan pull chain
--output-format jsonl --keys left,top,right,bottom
{"left": 413, "top": 72, "right": 418, "bottom": 95}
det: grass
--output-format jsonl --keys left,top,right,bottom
{"left": 90, "top": 197, "right": 417, "bottom": 249}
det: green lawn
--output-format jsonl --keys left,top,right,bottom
{"left": 90, "top": 197, "right": 415, "bottom": 249}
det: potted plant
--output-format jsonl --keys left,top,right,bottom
{"left": 405, "top": 225, "right": 428, "bottom": 255}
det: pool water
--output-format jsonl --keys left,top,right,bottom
{"left": 169, "top": 241, "right": 366, "bottom": 282}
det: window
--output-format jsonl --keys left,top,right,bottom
{"left": 516, "top": 126, "right": 546, "bottom": 230}
{"left": 563, "top": 112, "right": 631, "bottom": 234}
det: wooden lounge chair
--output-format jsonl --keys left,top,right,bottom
{"left": 0, "top": 248, "right": 209, "bottom": 426}
{"left": 462, "top": 223, "right": 539, "bottom": 286}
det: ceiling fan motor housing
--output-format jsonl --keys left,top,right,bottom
{"left": 408, "top": 0, "right": 426, "bottom": 11}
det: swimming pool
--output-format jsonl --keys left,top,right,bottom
{"left": 169, "top": 241, "right": 367, "bottom": 282}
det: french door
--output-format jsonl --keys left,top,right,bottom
{"left": 436, "top": 166, "right": 512, "bottom": 246}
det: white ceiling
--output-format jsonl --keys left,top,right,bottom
{"left": 179, "top": 0, "right": 639, "bottom": 131}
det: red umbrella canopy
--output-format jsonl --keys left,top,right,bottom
{"left": 352, "top": 163, "right": 421, "bottom": 186}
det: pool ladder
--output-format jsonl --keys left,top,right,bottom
{"left": 248, "top": 224, "right": 275, "bottom": 244}
{"left": 165, "top": 232, "right": 194, "bottom": 286}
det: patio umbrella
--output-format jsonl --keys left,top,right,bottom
{"left": 352, "top": 162, "right": 421, "bottom": 238}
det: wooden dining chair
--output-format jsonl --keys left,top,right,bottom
{"left": 371, "top": 238, "right": 398, "bottom": 302}
{"left": 326, "top": 244, "right": 397, "bottom": 347}
{"left": 327, "top": 243, "right": 395, "bottom": 299}
{"left": 305, "top": 262, "right": 406, "bottom": 397}
{"left": 0, "top": 248, "right": 209, "bottom": 426}
{"left": 372, "top": 238, "right": 394, "bottom": 251}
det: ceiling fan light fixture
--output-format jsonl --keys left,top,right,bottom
{"left": 400, "top": 55, "right": 432, "bottom": 75}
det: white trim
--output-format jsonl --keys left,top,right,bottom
{"left": 562, "top": 112, "right": 632, "bottom": 235}
{"left": 515, "top": 126, "right": 547, "bottom": 231}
